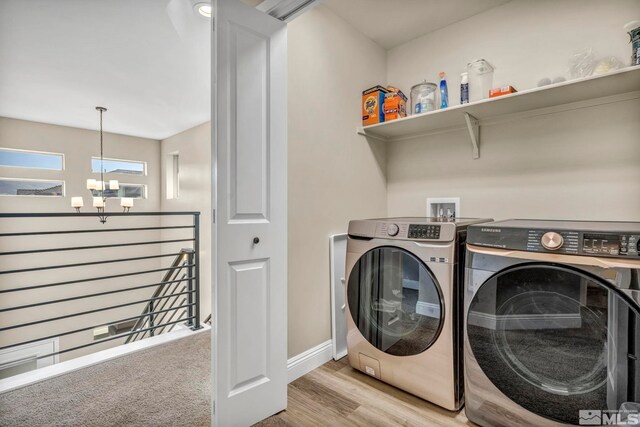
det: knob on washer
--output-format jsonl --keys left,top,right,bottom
{"left": 541, "top": 232, "right": 564, "bottom": 250}
{"left": 387, "top": 224, "right": 399, "bottom": 236}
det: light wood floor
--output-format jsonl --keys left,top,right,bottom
{"left": 254, "top": 357, "right": 475, "bottom": 426}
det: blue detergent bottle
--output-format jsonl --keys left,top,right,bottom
{"left": 439, "top": 72, "right": 448, "bottom": 109}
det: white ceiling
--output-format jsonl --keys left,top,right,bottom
{"left": 0, "top": 0, "right": 510, "bottom": 139}
{"left": 323, "top": 0, "right": 511, "bottom": 50}
{"left": 242, "top": 0, "right": 266, "bottom": 6}
{"left": 0, "top": 0, "right": 211, "bottom": 140}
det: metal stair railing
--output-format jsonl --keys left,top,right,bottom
{"left": 125, "top": 249, "right": 195, "bottom": 343}
{"left": 0, "top": 211, "right": 202, "bottom": 366}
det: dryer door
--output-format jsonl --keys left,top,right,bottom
{"left": 467, "top": 263, "right": 640, "bottom": 425}
{"left": 347, "top": 246, "right": 444, "bottom": 356}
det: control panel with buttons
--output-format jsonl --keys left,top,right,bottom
{"left": 583, "top": 233, "right": 640, "bottom": 257}
{"left": 348, "top": 218, "right": 491, "bottom": 243}
{"left": 408, "top": 224, "right": 441, "bottom": 239}
{"left": 375, "top": 222, "right": 449, "bottom": 241}
{"left": 468, "top": 221, "right": 640, "bottom": 260}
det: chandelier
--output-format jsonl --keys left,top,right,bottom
{"left": 71, "top": 107, "right": 133, "bottom": 223}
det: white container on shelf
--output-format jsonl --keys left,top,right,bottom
{"left": 410, "top": 81, "right": 437, "bottom": 114}
{"left": 467, "top": 59, "right": 494, "bottom": 102}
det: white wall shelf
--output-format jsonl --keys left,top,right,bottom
{"left": 356, "top": 66, "right": 640, "bottom": 159}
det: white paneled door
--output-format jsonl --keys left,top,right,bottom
{"left": 212, "top": 0, "right": 287, "bottom": 426}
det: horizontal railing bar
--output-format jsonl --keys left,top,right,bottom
{"left": 29, "top": 317, "right": 196, "bottom": 362}
{"left": 0, "top": 290, "right": 195, "bottom": 332}
{"left": 0, "top": 303, "right": 194, "bottom": 352}
{"left": 0, "top": 212, "right": 200, "bottom": 218}
{"left": 0, "top": 225, "right": 195, "bottom": 237}
{"left": 0, "top": 277, "right": 194, "bottom": 312}
{"left": 0, "top": 264, "right": 195, "bottom": 293}
{"left": 0, "top": 253, "right": 185, "bottom": 276}
{"left": 0, "top": 238, "right": 195, "bottom": 256}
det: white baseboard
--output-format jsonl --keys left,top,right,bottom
{"left": 416, "top": 301, "right": 441, "bottom": 318}
{"left": 468, "top": 311, "right": 582, "bottom": 330}
{"left": 5, "top": 331, "right": 332, "bottom": 392}
{"left": 0, "top": 325, "right": 210, "bottom": 394}
{"left": 287, "top": 339, "right": 333, "bottom": 383}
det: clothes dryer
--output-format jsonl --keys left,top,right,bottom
{"left": 346, "top": 217, "right": 491, "bottom": 410}
{"left": 464, "top": 220, "right": 640, "bottom": 426}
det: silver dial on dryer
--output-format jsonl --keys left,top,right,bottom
{"left": 541, "top": 231, "right": 564, "bottom": 250}
{"left": 387, "top": 223, "right": 399, "bottom": 236}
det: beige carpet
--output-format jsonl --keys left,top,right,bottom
{"left": 0, "top": 332, "right": 211, "bottom": 427}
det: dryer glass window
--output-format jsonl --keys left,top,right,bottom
{"left": 347, "top": 246, "right": 444, "bottom": 356}
{"left": 467, "top": 264, "right": 640, "bottom": 425}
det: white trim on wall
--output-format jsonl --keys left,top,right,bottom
{"left": 416, "top": 301, "right": 442, "bottom": 319}
{"left": 287, "top": 339, "right": 333, "bottom": 383}
{"left": 329, "top": 233, "right": 348, "bottom": 361}
{"left": 0, "top": 337, "right": 59, "bottom": 378}
{"left": 468, "top": 312, "right": 582, "bottom": 331}
{"left": 3, "top": 333, "right": 336, "bottom": 392}
{"left": 0, "top": 326, "right": 209, "bottom": 394}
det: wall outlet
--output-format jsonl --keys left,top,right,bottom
{"left": 426, "top": 197, "right": 460, "bottom": 219}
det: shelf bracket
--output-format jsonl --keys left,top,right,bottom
{"left": 464, "top": 113, "right": 480, "bottom": 159}
{"left": 356, "top": 126, "right": 388, "bottom": 142}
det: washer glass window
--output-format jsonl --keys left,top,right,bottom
{"left": 467, "top": 264, "right": 640, "bottom": 425}
{"left": 347, "top": 246, "right": 444, "bottom": 356}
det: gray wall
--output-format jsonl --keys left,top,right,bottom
{"left": 287, "top": 5, "right": 388, "bottom": 357}
{"left": 0, "top": 117, "right": 162, "bottom": 361}
{"left": 385, "top": 0, "right": 640, "bottom": 220}
{"left": 286, "top": 0, "right": 640, "bottom": 359}
{"left": 0, "top": 117, "right": 160, "bottom": 213}
{"left": 160, "top": 121, "right": 212, "bottom": 323}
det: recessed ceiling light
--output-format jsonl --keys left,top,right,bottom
{"left": 195, "top": 2, "right": 212, "bottom": 18}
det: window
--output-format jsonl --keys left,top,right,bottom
{"left": 0, "top": 148, "right": 64, "bottom": 170}
{"left": 93, "top": 320, "right": 137, "bottom": 341}
{"left": 92, "top": 183, "right": 146, "bottom": 199}
{"left": 91, "top": 157, "right": 146, "bottom": 176}
{"left": 0, "top": 338, "right": 58, "bottom": 379}
{"left": 0, "top": 178, "right": 64, "bottom": 196}
{"left": 166, "top": 153, "right": 179, "bottom": 199}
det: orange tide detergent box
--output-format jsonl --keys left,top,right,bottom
{"left": 362, "top": 85, "right": 388, "bottom": 126}
{"left": 383, "top": 86, "right": 407, "bottom": 121}
{"left": 489, "top": 85, "right": 517, "bottom": 98}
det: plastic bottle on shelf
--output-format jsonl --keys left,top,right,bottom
{"left": 439, "top": 72, "right": 448, "bottom": 109}
{"left": 460, "top": 72, "right": 469, "bottom": 104}
{"left": 625, "top": 20, "right": 640, "bottom": 66}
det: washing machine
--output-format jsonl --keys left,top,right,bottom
{"left": 464, "top": 219, "right": 640, "bottom": 426}
{"left": 346, "top": 217, "right": 491, "bottom": 410}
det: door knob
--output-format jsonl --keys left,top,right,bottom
{"left": 253, "top": 237, "right": 260, "bottom": 245}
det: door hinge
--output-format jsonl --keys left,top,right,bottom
{"left": 212, "top": 209, "right": 216, "bottom": 223}
{"left": 212, "top": 400, "right": 216, "bottom": 414}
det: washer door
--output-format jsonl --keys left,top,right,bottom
{"left": 347, "top": 246, "right": 444, "bottom": 357}
{"left": 467, "top": 264, "right": 640, "bottom": 425}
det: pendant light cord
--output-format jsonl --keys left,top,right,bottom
{"left": 96, "top": 107, "right": 106, "bottom": 202}
{"left": 100, "top": 109, "right": 104, "bottom": 201}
